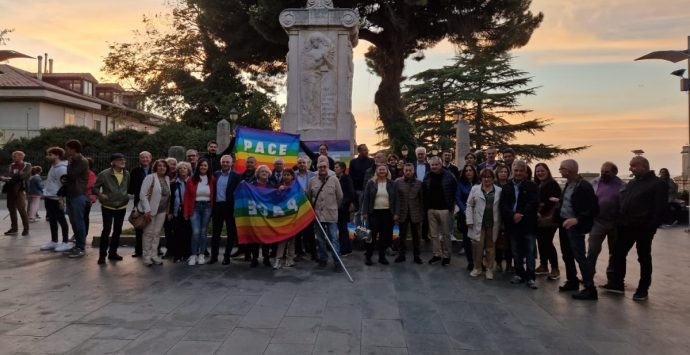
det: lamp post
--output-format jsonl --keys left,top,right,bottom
{"left": 228, "top": 107, "right": 239, "bottom": 134}
{"left": 636, "top": 35, "right": 690, "bottom": 228}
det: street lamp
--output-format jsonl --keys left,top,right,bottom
{"left": 401, "top": 145, "right": 409, "bottom": 161}
{"left": 431, "top": 144, "right": 439, "bottom": 157}
{"left": 228, "top": 107, "right": 239, "bottom": 135}
{"left": 635, "top": 35, "right": 690, "bottom": 227}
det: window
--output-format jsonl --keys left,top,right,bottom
{"left": 109, "top": 119, "right": 116, "bottom": 132}
{"left": 64, "top": 108, "right": 76, "bottom": 125}
{"left": 113, "top": 93, "right": 122, "bottom": 104}
{"left": 82, "top": 81, "right": 93, "bottom": 96}
{"left": 93, "top": 119, "right": 102, "bottom": 132}
{"left": 75, "top": 111, "right": 86, "bottom": 126}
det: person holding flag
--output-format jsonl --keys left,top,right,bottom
{"left": 308, "top": 161, "right": 344, "bottom": 272}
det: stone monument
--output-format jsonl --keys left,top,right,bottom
{"left": 216, "top": 118, "right": 231, "bottom": 152}
{"left": 279, "top": 0, "right": 359, "bottom": 154}
{"left": 455, "top": 118, "right": 471, "bottom": 167}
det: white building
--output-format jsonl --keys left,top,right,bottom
{"left": 0, "top": 60, "right": 167, "bottom": 146}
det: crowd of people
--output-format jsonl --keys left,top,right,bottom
{"left": 0, "top": 139, "right": 675, "bottom": 302}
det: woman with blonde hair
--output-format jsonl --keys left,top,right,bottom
{"left": 465, "top": 168, "right": 502, "bottom": 279}
{"left": 139, "top": 159, "right": 171, "bottom": 266}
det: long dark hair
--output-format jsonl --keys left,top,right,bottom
{"left": 459, "top": 164, "right": 479, "bottom": 185}
{"left": 533, "top": 163, "right": 553, "bottom": 185}
{"left": 192, "top": 158, "right": 213, "bottom": 184}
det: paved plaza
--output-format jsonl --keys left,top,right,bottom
{"left": 0, "top": 205, "right": 689, "bottom": 355}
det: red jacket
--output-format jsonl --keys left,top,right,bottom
{"left": 183, "top": 176, "right": 215, "bottom": 218}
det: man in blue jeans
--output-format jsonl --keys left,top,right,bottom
{"left": 556, "top": 159, "right": 599, "bottom": 300}
{"left": 307, "top": 161, "right": 343, "bottom": 272}
{"left": 499, "top": 160, "right": 539, "bottom": 289}
{"left": 64, "top": 139, "right": 90, "bottom": 258}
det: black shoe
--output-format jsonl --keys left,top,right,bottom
{"left": 379, "top": 257, "right": 389, "bottom": 265}
{"left": 204, "top": 250, "right": 210, "bottom": 257}
{"left": 340, "top": 251, "right": 352, "bottom": 257}
{"left": 21, "top": 230, "right": 29, "bottom": 236}
{"left": 334, "top": 264, "right": 343, "bottom": 273}
{"left": 108, "top": 254, "right": 123, "bottom": 261}
{"left": 365, "top": 258, "right": 373, "bottom": 266}
{"left": 601, "top": 283, "right": 625, "bottom": 294}
{"left": 97, "top": 256, "right": 106, "bottom": 265}
{"left": 572, "top": 287, "right": 598, "bottom": 300}
{"left": 222, "top": 257, "right": 230, "bottom": 265}
{"left": 263, "top": 258, "right": 271, "bottom": 267}
{"left": 633, "top": 289, "right": 648, "bottom": 301}
{"left": 428, "top": 256, "right": 442, "bottom": 265}
{"left": 394, "top": 255, "right": 406, "bottom": 263}
{"left": 132, "top": 253, "right": 142, "bottom": 258}
{"left": 4, "top": 229, "right": 18, "bottom": 236}
{"left": 67, "top": 248, "right": 85, "bottom": 258}
{"left": 559, "top": 281, "right": 580, "bottom": 292}
{"left": 208, "top": 257, "right": 218, "bottom": 265}
{"left": 414, "top": 257, "right": 423, "bottom": 264}
{"left": 442, "top": 258, "right": 450, "bottom": 266}
{"left": 466, "top": 263, "right": 474, "bottom": 271}
{"left": 318, "top": 260, "right": 327, "bottom": 268}
{"left": 250, "top": 259, "right": 259, "bottom": 268}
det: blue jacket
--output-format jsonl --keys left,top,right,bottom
{"left": 28, "top": 175, "right": 44, "bottom": 196}
{"left": 455, "top": 181, "right": 473, "bottom": 212}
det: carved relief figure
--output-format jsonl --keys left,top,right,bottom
{"left": 301, "top": 32, "right": 335, "bottom": 128}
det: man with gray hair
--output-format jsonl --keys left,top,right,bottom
{"left": 587, "top": 161, "right": 625, "bottom": 285}
{"left": 605, "top": 156, "right": 666, "bottom": 301}
{"left": 423, "top": 156, "right": 458, "bottom": 266}
{"left": 556, "top": 159, "right": 599, "bottom": 300}
{"left": 500, "top": 160, "right": 539, "bottom": 289}
{"left": 212, "top": 155, "right": 241, "bottom": 265}
{"left": 414, "top": 147, "right": 430, "bottom": 182}
{"left": 271, "top": 158, "right": 286, "bottom": 185}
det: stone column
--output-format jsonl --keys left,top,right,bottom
{"left": 279, "top": 0, "right": 359, "bottom": 155}
{"left": 216, "top": 119, "right": 231, "bottom": 153}
{"left": 455, "top": 119, "right": 470, "bottom": 167}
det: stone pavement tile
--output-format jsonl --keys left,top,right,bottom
{"left": 433, "top": 301, "right": 481, "bottom": 323}
{"left": 1, "top": 307, "right": 89, "bottom": 324}
{"left": 183, "top": 314, "right": 241, "bottom": 341}
{"left": 493, "top": 337, "right": 549, "bottom": 355}
{"left": 264, "top": 343, "right": 314, "bottom": 355}
{"left": 539, "top": 336, "right": 600, "bottom": 354}
{"left": 117, "top": 327, "right": 190, "bottom": 355}
{"left": 66, "top": 338, "right": 131, "bottom": 355}
{"left": 239, "top": 304, "right": 289, "bottom": 328}
{"left": 361, "top": 299, "right": 400, "bottom": 320}
{"left": 398, "top": 300, "right": 445, "bottom": 334}
{"left": 404, "top": 332, "right": 453, "bottom": 355}
{"left": 93, "top": 327, "right": 144, "bottom": 340}
{"left": 216, "top": 327, "right": 272, "bottom": 355}
{"left": 79, "top": 303, "right": 163, "bottom": 329}
{"left": 0, "top": 321, "right": 20, "bottom": 335}
{"left": 361, "top": 319, "right": 406, "bottom": 348}
{"left": 286, "top": 296, "right": 327, "bottom": 317}
{"left": 165, "top": 340, "right": 221, "bottom": 355}
{"left": 360, "top": 346, "right": 408, "bottom": 355}
{"left": 5, "top": 321, "right": 68, "bottom": 336}
{"left": 156, "top": 293, "right": 226, "bottom": 327}
{"left": 587, "top": 340, "right": 646, "bottom": 355}
{"left": 0, "top": 335, "right": 43, "bottom": 354}
{"left": 271, "top": 316, "right": 321, "bottom": 344}
{"left": 442, "top": 319, "right": 499, "bottom": 351}
{"left": 212, "top": 294, "right": 259, "bottom": 315}
{"left": 313, "top": 329, "right": 361, "bottom": 355}
{"left": 256, "top": 290, "right": 297, "bottom": 308}
{"left": 321, "top": 305, "right": 362, "bottom": 332}
{"left": 25, "top": 324, "right": 105, "bottom": 354}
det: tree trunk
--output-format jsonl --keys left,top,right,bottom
{"left": 373, "top": 48, "right": 415, "bottom": 155}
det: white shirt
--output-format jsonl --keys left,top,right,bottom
{"left": 196, "top": 176, "right": 211, "bottom": 201}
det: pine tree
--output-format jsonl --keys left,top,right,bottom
{"left": 403, "top": 51, "right": 587, "bottom": 161}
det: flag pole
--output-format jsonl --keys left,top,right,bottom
{"left": 311, "top": 211, "right": 354, "bottom": 283}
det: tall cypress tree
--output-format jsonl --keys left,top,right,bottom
{"left": 404, "top": 51, "right": 587, "bottom": 161}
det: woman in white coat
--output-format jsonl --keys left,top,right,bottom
{"left": 465, "top": 168, "right": 502, "bottom": 280}
{"left": 138, "top": 159, "right": 171, "bottom": 266}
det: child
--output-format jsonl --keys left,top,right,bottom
{"left": 28, "top": 166, "right": 43, "bottom": 222}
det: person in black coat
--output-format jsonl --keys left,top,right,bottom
{"left": 555, "top": 159, "right": 599, "bottom": 300}
{"left": 335, "top": 162, "right": 355, "bottom": 256}
{"left": 211, "top": 155, "right": 241, "bottom": 265}
{"left": 300, "top": 142, "right": 335, "bottom": 172}
{"left": 499, "top": 160, "right": 539, "bottom": 289}
{"left": 127, "top": 151, "right": 152, "bottom": 257}
{"left": 348, "top": 144, "right": 375, "bottom": 198}
{"left": 169, "top": 162, "right": 192, "bottom": 262}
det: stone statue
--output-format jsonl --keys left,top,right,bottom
{"left": 301, "top": 32, "right": 334, "bottom": 128}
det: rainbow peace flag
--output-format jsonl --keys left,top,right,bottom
{"left": 234, "top": 180, "right": 316, "bottom": 244}
{"left": 234, "top": 127, "right": 300, "bottom": 173}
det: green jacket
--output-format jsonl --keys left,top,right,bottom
{"left": 93, "top": 168, "right": 130, "bottom": 209}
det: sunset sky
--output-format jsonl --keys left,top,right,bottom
{"left": 1, "top": 0, "right": 689, "bottom": 175}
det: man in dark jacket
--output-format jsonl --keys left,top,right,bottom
{"left": 395, "top": 163, "right": 424, "bottom": 264}
{"left": 442, "top": 150, "right": 460, "bottom": 180}
{"left": 1, "top": 150, "right": 31, "bottom": 236}
{"left": 203, "top": 140, "right": 221, "bottom": 173}
{"left": 500, "top": 160, "right": 539, "bottom": 289}
{"left": 64, "top": 140, "right": 90, "bottom": 258}
{"left": 335, "top": 161, "right": 355, "bottom": 256}
{"left": 93, "top": 153, "right": 130, "bottom": 265}
{"left": 555, "top": 159, "right": 599, "bottom": 300}
{"left": 349, "top": 144, "right": 375, "bottom": 201}
{"left": 211, "top": 155, "right": 241, "bottom": 265}
{"left": 604, "top": 156, "right": 667, "bottom": 301}
{"left": 127, "top": 151, "right": 152, "bottom": 257}
{"left": 423, "top": 157, "right": 457, "bottom": 266}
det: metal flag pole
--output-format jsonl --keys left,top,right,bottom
{"left": 309, "top": 204, "right": 354, "bottom": 283}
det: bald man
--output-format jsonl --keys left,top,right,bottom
{"left": 604, "top": 156, "right": 666, "bottom": 301}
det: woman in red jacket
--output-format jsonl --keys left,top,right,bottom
{"left": 183, "top": 159, "right": 215, "bottom": 266}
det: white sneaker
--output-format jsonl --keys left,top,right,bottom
{"left": 197, "top": 254, "right": 206, "bottom": 265}
{"left": 40, "top": 241, "right": 59, "bottom": 251}
{"left": 188, "top": 255, "right": 197, "bottom": 266}
{"left": 485, "top": 269, "right": 494, "bottom": 280}
{"left": 143, "top": 257, "right": 153, "bottom": 266}
{"left": 470, "top": 269, "right": 482, "bottom": 278}
{"left": 151, "top": 256, "right": 163, "bottom": 265}
{"left": 54, "top": 242, "right": 73, "bottom": 252}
